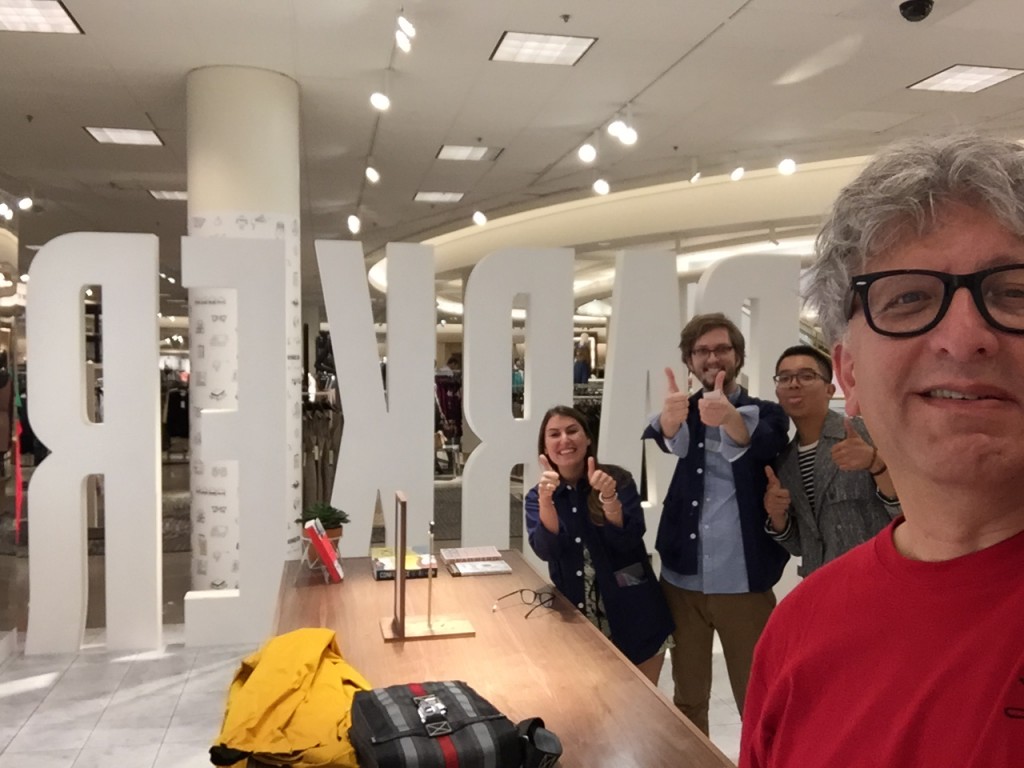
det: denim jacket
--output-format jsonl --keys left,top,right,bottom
{"left": 643, "top": 387, "right": 790, "bottom": 592}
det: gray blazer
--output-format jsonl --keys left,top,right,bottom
{"left": 771, "top": 410, "right": 899, "bottom": 577}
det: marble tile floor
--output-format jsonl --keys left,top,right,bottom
{"left": 0, "top": 626, "right": 741, "bottom": 767}
{"left": 0, "top": 627, "right": 255, "bottom": 768}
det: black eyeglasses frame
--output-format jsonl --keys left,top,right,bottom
{"left": 772, "top": 370, "right": 829, "bottom": 387}
{"left": 494, "top": 588, "right": 555, "bottom": 618}
{"left": 847, "top": 264, "right": 1024, "bottom": 338}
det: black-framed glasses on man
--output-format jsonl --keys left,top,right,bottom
{"left": 492, "top": 588, "right": 555, "bottom": 618}
{"left": 690, "top": 344, "right": 734, "bottom": 360}
{"left": 772, "top": 370, "right": 828, "bottom": 387}
{"left": 847, "top": 264, "right": 1024, "bottom": 338}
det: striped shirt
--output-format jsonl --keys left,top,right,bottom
{"left": 797, "top": 442, "right": 817, "bottom": 511}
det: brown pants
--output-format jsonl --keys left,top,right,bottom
{"left": 660, "top": 580, "right": 776, "bottom": 735}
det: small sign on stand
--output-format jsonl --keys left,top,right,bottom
{"left": 380, "top": 491, "right": 474, "bottom": 642}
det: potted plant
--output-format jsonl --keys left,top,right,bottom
{"left": 297, "top": 502, "right": 350, "bottom": 565}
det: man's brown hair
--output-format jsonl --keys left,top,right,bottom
{"left": 678, "top": 312, "right": 746, "bottom": 370}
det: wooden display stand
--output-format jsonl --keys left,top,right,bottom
{"left": 380, "top": 491, "right": 474, "bottom": 642}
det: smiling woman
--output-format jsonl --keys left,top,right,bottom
{"left": 523, "top": 404, "right": 673, "bottom": 685}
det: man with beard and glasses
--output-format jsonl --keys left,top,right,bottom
{"left": 741, "top": 134, "right": 1024, "bottom": 767}
{"left": 643, "top": 312, "right": 789, "bottom": 736}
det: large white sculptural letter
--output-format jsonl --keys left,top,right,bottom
{"left": 317, "top": 241, "right": 435, "bottom": 556}
{"left": 26, "top": 233, "right": 161, "bottom": 654}
{"left": 462, "top": 248, "right": 573, "bottom": 556}
{"left": 697, "top": 254, "right": 802, "bottom": 398}
{"left": 182, "top": 236, "right": 288, "bottom": 646}
{"left": 600, "top": 250, "right": 683, "bottom": 551}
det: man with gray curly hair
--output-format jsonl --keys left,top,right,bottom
{"left": 740, "top": 133, "right": 1024, "bottom": 767}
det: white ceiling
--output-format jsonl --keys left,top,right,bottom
{"left": 3, "top": 0, "right": 1024, "bottom": 314}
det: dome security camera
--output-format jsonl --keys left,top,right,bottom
{"left": 899, "top": 0, "right": 934, "bottom": 21}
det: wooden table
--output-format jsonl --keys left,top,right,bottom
{"left": 274, "top": 551, "right": 734, "bottom": 768}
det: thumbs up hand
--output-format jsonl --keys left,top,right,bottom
{"left": 538, "top": 455, "right": 561, "bottom": 502}
{"left": 659, "top": 367, "right": 691, "bottom": 437}
{"left": 587, "top": 456, "right": 617, "bottom": 500}
{"left": 698, "top": 371, "right": 737, "bottom": 427}
{"left": 763, "top": 466, "right": 791, "bottom": 531}
{"left": 831, "top": 418, "right": 875, "bottom": 471}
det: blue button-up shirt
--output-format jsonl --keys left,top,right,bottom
{"left": 652, "top": 390, "right": 760, "bottom": 594}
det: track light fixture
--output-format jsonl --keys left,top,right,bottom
{"left": 618, "top": 104, "right": 637, "bottom": 145}
{"left": 607, "top": 119, "right": 626, "bottom": 138}
{"left": 347, "top": 214, "right": 361, "bottom": 235}
{"left": 18, "top": 197, "right": 32, "bottom": 211}
{"left": 366, "top": 165, "right": 380, "bottom": 183}
{"left": 777, "top": 157, "right": 796, "bottom": 175}
{"left": 578, "top": 141, "right": 596, "bottom": 163}
{"left": 370, "top": 91, "right": 390, "bottom": 111}
{"left": 472, "top": 211, "right": 487, "bottom": 226}
{"left": 396, "top": 29, "right": 411, "bottom": 53}
{"left": 689, "top": 157, "right": 701, "bottom": 184}
{"left": 593, "top": 178, "right": 610, "bottom": 195}
{"left": 730, "top": 166, "right": 745, "bottom": 182}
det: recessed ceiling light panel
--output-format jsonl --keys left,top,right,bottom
{"left": 0, "top": 0, "right": 81, "bottom": 33}
{"left": 490, "top": 31, "right": 596, "bottom": 66}
{"left": 85, "top": 127, "right": 163, "bottom": 145}
{"left": 437, "top": 145, "right": 489, "bottom": 161}
{"left": 909, "top": 64, "right": 1024, "bottom": 93}
{"left": 415, "top": 192, "right": 464, "bottom": 203}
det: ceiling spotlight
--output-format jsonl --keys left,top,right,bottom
{"left": 347, "top": 214, "right": 361, "bottom": 235}
{"left": 618, "top": 126, "right": 638, "bottom": 146}
{"left": 365, "top": 165, "right": 381, "bottom": 183}
{"left": 439, "top": 319, "right": 447, "bottom": 327}
{"left": 17, "top": 197, "right": 32, "bottom": 211}
{"left": 397, "top": 14, "right": 416, "bottom": 38}
{"left": 578, "top": 142, "right": 596, "bottom": 163}
{"left": 167, "top": 277, "right": 176, "bottom": 284}
{"left": 730, "top": 166, "right": 745, "bottom": 182}
{"left": 0, "top": 203, "right": 8, "bottom": 216}
{"left": 85, "top": 288, "right": 94, "bottom": 297}
{"left": 593, "top": 178, "right": 610, "bottom": 195}
{"left": 20, "top": 274, "right": 28, "bottom": 282}
{"left": 2, "top": 209, "right": 11, "bottom": 221}
{"left": 778, "top": 158, "right": 797, "bottom": 175}
{"left": 607, "top": 119, "right": 626, "bottom": 138}
{"left": 472, "top": 210, "right": 487, "bottom": 226}
{"left": 689, "top": 171, "right": 701, "bottom": 184}
{"left": 396, "top": 29, "right": 411, "bottom": 53}
{"left": 370, "top": 91, "right": 391, "bottom": 111}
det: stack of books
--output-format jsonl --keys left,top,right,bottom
{"left": 439, "top": 546, "right": 512, "bottom": 576}
{"left": 370, "top": 547, "right": 438, "bottom": 580}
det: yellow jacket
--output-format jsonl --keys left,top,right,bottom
{"left": 214, "top": 627, "right": 371, "bottom": 767}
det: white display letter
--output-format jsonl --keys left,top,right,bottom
{"left": 462, "top": 248, "right": 574, "bottom": 556}
{"left": 600, "top": 250, "right": 683, "bottom": 551}
{"left": 697, "top": 254, "right": 802, "bottom": 398}
{"left": 181, "top": 236, "right": 289, "bottom": 646}
{"left": 26, "top": 233, "right": 161, "bottom": 654}
{"left": 317, "top": 241, "right": 435, "bottom": 556}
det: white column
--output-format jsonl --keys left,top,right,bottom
{"left": 186, "top": 67, "right": 302, "bottom": 595}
